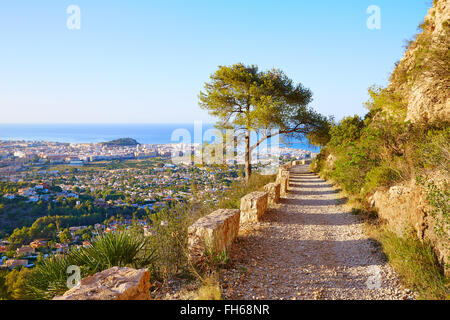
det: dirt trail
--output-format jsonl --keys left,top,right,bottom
{"left": 221, "top": 165, "right": 414, "bottom": 300}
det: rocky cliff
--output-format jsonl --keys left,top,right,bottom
{"left": 313, "top": 0, "right": 449, "bottom": 276}
{"left": 390, "top": 0, "right": 450, "bottom": 124}
{"left": 369, "top": 174, "right": 449, "bottom": 276}
{"left": 371, "top": 0, "right": 450, "bottom": 274}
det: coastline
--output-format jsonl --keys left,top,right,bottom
{"left": 0, "top": 123, "right": 320, "bottom": 152}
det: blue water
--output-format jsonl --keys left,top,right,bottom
{"left": 0, "top": 124, "right": 320, "bottom": 152}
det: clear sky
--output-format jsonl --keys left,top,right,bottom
{"left": 0, "top": 0, "right": 432, "bottom": 124}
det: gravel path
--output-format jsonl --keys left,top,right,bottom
{"left": 220, "top": 165, "right": 415, "bottom": 300}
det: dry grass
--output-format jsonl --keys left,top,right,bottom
{"left": 195, "top": 275, "right": 222, "bottom": 300}
{"left": 366, "top": 224, "right": 449, "bottom": 300}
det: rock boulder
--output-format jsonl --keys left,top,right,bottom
{"left": 53, "top": 267, "right": 151, "bottom": 300}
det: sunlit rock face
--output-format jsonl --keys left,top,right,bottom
{"left": 264, "top": 182, "right": 281, "bottom": 205}
{"left": 370, "top": 174, "right": 450, "bottom": 276}
{"left": 277, "top": 169, "right": 290, "bottom": 197}
{"left": 188, "top": 209, "right": 240, "bottom": 265}
{"left": 53, "top": 267, "right": 151, "bottom": 300}
{"left": 392, "top": 0, "right": 450, "bottom": 124}
{"left": 240, "top": 191, "right": 269, "bottom": 224}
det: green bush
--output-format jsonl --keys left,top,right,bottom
{"left": 148, "top": 204, "right": 189, "bottom": 281}
{"left": 24, "top": 230, "right": 155, "bottom": 300}
{"left": 70, "top": 231, "right": 156, "bottom": 273}
{"left": 371, "top": 227, "right": 449, "bottom": 300}
{"left": 217, "top": 173, "right": 275, "bottom": 209}
{"left": 25, "top": 254, "right": 80, "bottom": 300}
{"left": 414, "top": 127, "right": 450, "bottom": 174}
{"left": 328, "top": 115, "right": 364, "bottom": 150}
{"left": 362, "top": 164, "right": 402, "bottom": 196}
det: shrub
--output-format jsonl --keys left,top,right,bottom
{"left": 414, "top": 127, "right": 450, "bottom": 174}
{"left": 217, "top": 173, "right": 275, "bottom": 209}
{"left": 148, "top": 204, "right": 189, "bottom": 281}
{"left": 416, "top": 176, "right": 449, "bottom": 241}
{"left": 362, "top": 164, "right": 402, "bottom": 196}
{"left": 70, "top": 231, "right": 156, "bottom": 273}
{"left": 370, "top": 227, "right": 449, "bottom": 300}
{"left": 24, "top": 230, "right": 155, "bottom": 300}
{"left": 25, "top": 254, "right": 80, "bottom": 300}
{"left": 328, "top": 115, "right": 364, "bottom": 150}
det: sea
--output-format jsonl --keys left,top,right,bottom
{"left": 0, "top": 123, "right": 320, "bottom": 152}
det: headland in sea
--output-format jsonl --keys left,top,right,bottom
{"left": 0, "top": 123, "right": 321, "bottom": 152}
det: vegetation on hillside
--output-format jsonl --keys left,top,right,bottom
{"left": 0, "top": 172, "right": 275, "bottom": 300}
{"left": 310, "top": 4, "right": 449, "bottom": 299}
{"left": 101, "top": 138, "right": 140, "bottom": 146}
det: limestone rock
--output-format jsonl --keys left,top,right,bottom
{"left": 53, "top": 267, "right": 151, "bottom": 300}
{"left": 392, "top": 0, "right": 450, "bottom": 124}
{"left": 240, "top": 191, "right": 269, "bottom": 224}
{"left": 264, "top": 182, "right": 281, "bottom": 205}
{"left": 277, "top": 170, "right": 290, "bottom": 197}
{"left": 188, "top": 209, "right": 240, "bottom": 265}
{"left": 372, "top": 174, "right": 449, "bottom": 276}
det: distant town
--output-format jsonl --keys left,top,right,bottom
{"left": 0, "top": 139, "right": 315, "bottom": 270}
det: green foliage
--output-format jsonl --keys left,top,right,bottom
{"left": 217, "top": 173, "right": 275, "bottom": 209}
{"left": 414, "top": 127, "right": 450, "bottom": 174}
{"left": 314, "top": 103, "right": 415, "bottom": 196}
{"left": 416, "top": 176, "right": 449, "bottom": 240}
{"left": 391, "top": 13, "right": 450, "bottom": 87}
{"left": 25, "top": 255, "right": 79, "bottom": 300}
{"left": 199, "top": 63, "right": 328, "bottom": 181}
{"left": 3, "top": 268, "right": 33, "bottom": 300}
{"left": 364, "top": 86, "right": 407, "bottom": 117}
{"left": 59, "top": 229, "right": 72, "bottom": 244}
{"left": 362, "top": 164, "right": 402, "bottom": 196}
{"left": 148, "top": 205, "right": 189, "bottom": 281}
{"left": 205, "top": 249, "right": 229, "bottom": 270}
{"left": 0, "top": 270, "right": 10, "bottom": 299}
{"left": 24, "top": 230, "right": 155, "bottom": 300}
{"left": 70, "top": 231, "right": 155, "bottom": 273}
{"left": 306, "top": 116, "right": 333, "bottom": 146}
{"left": 327, "top": 115, "right": 364, "bottom": 149}
{"left": 371, "top": 227, "right": 449, "bottom": 300}
{"left": 101, "top": 138, "right": 139, "bottom": 146}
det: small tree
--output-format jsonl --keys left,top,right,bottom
{"left": 199, "top": 63, "right": 329, "bottom": 182}
{"left": 59, "top": 229, "right": 72, "bottom": 244}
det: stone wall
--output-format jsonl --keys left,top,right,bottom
{"left": 187, "top": 209, "right": 240, "bottom": 265}
{"left": 277, "top": 169, "right": 290, "bottom": 197}
{"left": 55, "top": 160, "right": 302, "bottom": 300}
{"left": 240, "top": 191, "right": 269, "bottom": 224}
{"left": 264, "top": 182, "right": 280, "bottom": 205}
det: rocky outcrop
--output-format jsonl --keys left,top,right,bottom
{"left": 370, "top": 176, "right": 449, "bottom": 276}
{"left": 391, "top": 0, "right": 450, "bottom": 124}
{"left": 53, "top": 267, "right": 151, "bottom": 300}
{"left": 188, "top": 209, "right": 240, "bottom": 265}
{"left": 264, "top": 182, "right": 281, "bottom": 205}
{"left": 240, "top": 191, "right": 269, "bottom": 224}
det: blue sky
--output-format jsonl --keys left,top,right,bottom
{"left": 0, "top": 0, "right": 432, "bottom": 123}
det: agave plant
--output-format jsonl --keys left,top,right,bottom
{"left": 25, "top": 254, "right": 81, "bottom": 300}
{"left": 25, "top": 230, "right": 155, "bottom": 300}
{"left": 70, "top": 231, "right": 156, "bottom": 273}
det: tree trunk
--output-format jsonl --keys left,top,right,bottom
{"left": 222, "top": 131, "right": 226, "bottom": 166}
{"left": 245, "top": 129, "right": 251, "bottom": 183}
